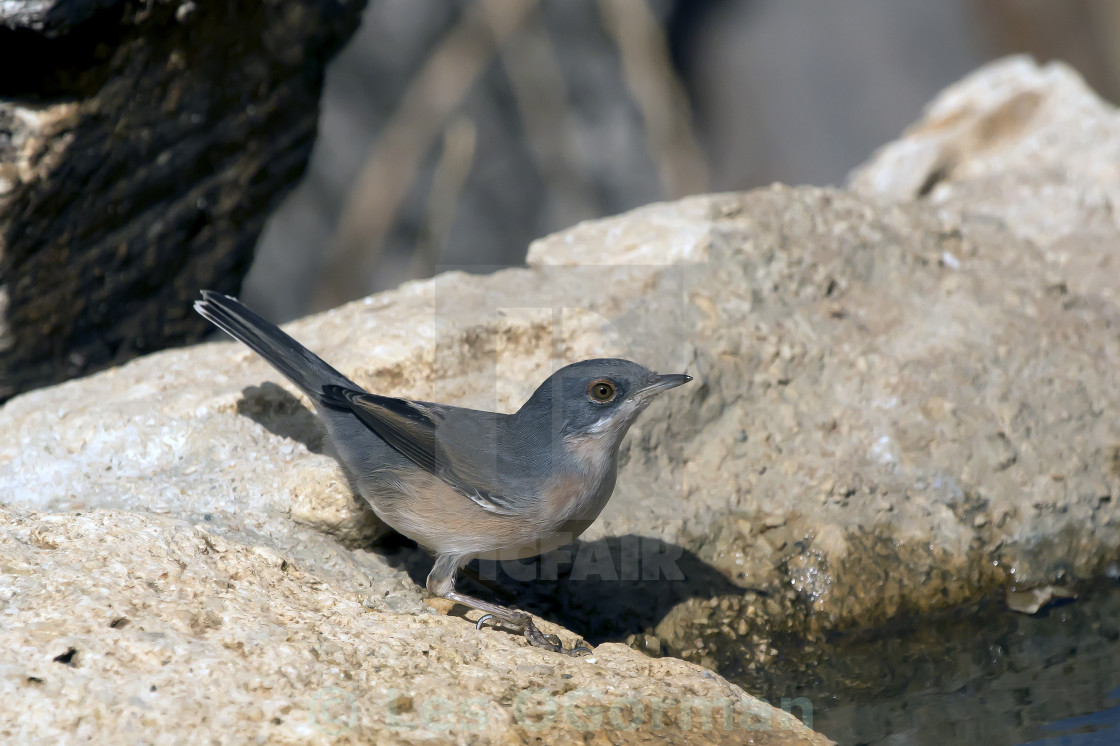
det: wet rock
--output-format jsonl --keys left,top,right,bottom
{"left": 1006, "top": 585, "right": 1078, "bottom": 615}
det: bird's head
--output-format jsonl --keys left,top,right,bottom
{"left": 520, "top": 358, "right": 692, "bottom": 443}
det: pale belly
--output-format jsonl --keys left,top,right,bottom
{"left": 357, "top": 464, "right": 618, "bottom": 561}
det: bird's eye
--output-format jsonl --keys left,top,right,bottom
{"left": 587, "top": 379, "right": 617, "bottom": 403}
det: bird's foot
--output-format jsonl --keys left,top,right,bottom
{"left": 475, "top": 613, "right": 591, "bottom": 656}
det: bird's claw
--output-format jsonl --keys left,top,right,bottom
{"left": 522, "top": 617, "right": 592, "bottom": 657}
{"left": 473, "top": 612, "right": 591, "bottom": 656}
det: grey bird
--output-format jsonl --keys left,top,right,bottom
{"left": 194, "top": 291, "right": 691, "bottom": 654}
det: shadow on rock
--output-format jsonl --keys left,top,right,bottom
{"left": 236, "top": 383, "right": 327, "bottom": 454}
{"left": 383, "top": 535, "right": 750, "bottom": 647}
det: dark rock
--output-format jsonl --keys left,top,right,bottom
{"left": 0, "top": 1, "right": 123, "bottom": 35}
{"left": 0, "top": 0, "right": 366, "bottom": 401}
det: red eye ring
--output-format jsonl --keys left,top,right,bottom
{"left": 587, "top": 378, "right": 617, "bottom": 403}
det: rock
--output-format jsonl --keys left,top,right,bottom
{"left": 0, "top": 0, "right": 366, "bottom": 401}
{"left": 0, "top": 507, "right": 827, "bottom": 744}
{"left": 850, "top": 55, "right": 1120, "bottom": 300}
{"left": 3, "top": 55, "right": 1120, "bottom": 739}
{"left": 7, "top": 159, "right": 1120, "bottom": 653}
{"left": 1005, "top": 585, "right": 1078, "bottom": 615}
{"left": 4, "top": 170, "right": 1120, "bottom": 675}
{"left": 0, "top": 1, "right": 123, "bottom": 34}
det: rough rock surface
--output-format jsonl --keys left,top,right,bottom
{"left": 2, "top": 55, "right": 1118, "bottom": 740}
{"left": 0, "top": 508, "right": 822, "bottom": 744}
{"left": 0, "top": 0, "right": 365, "bottom": 401}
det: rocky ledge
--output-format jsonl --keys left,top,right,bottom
{"left": 2, "top": 55, "right": 1118, "bottom": 743}
{"left": 0, "top": 508, "right": 822, "bottom": 743}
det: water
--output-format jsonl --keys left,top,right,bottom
{"left": 726, "top": 580, "right": 1120, "bottom": 745}
{"left": 1028, "top": 693, "right": 1120, "bottom": 746}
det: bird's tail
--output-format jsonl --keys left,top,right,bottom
{"left": 194, "top": 290, "right": 357, "bottom": 405}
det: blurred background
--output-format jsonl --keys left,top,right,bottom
{"left": 242, "top": 0, "right": 1120, "bottom": 322}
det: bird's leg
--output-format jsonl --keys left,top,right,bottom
{"left": 427, "top": 554, "right": 590, "bottom": 656}
{"left": 458, "top": 562, "right": 516, "bottom": 600}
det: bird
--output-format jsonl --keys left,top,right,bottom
{"left": 194, "top": 290, "right": 691, "bottom": 654}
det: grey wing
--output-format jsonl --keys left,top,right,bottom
{"left": 322, "top": 385, "right": 525, "bottom": 515}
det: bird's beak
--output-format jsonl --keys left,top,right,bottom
{"left": 636, "top": 373, "right": 693, "bottom": 398}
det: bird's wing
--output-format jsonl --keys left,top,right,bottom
{"left": 322, "top": 385, "right": 524, "bottom": 515}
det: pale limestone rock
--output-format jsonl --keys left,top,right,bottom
{"left": 3, "top": 55, "right": 1120, "bottom": 742}
{"left": 3, "top": 177, "right": 1119, "bottom": 651}
{"left": 850, "top": 55, "right": 1120, "bottom": 300}
{"left": 0, "top": 508, "right": 825, "bottom": 744}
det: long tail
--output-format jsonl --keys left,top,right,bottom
{"left": 194, "top": 290, "right": 357, "bottom": 405}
